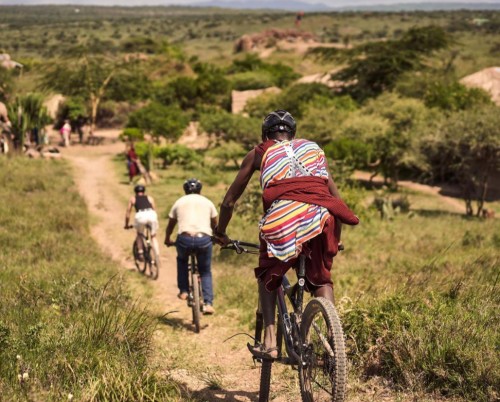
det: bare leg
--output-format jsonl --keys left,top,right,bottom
{"left": 258, "top": 281, "right": 278, "bottom": 357}
{"left": 313, "top": 284, "right": 334, "bottom": 304}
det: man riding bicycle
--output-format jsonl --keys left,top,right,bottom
{"left": 214, "top": 110, "right": 359, "bottom": 360}
{"left": 125, "top": 185, "right": 160, "bottom": 261}
{"left": 164, "top": 179, "right": 218, "bottom": 315}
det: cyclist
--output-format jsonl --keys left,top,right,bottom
{"left": 124, "top": 185, "right": 160, "bottom": 262}
{"left": 214, "top": 110, "right": 359, "bottom": 359}
{"left": 164, "top": 178, "right": 218, "bottom": 315}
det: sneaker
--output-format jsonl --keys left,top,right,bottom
{"left": 177, "top": 292, "right": 188, "bottom": 300}
{"left": 203, "top": 304, "right": 215, "bottom": 315}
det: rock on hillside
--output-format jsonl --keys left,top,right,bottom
{"left": 461, "top": 67, "right": 500, "bottom": 106}
{"left": 231, "top": 87, "right": 281, "bottom": 114}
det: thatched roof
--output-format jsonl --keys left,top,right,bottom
{"left": 461, "top": 67, "right": 500, "bottom": 106}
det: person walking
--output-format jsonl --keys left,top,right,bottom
{"left": 164, "top": 178, "right": 218, "bottom": 314}
{"left": 60, "top": 120, "right": 71, "bottom": 147}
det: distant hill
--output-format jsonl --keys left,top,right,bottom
{"left": 1, "top": 1, "right": 499, "bottom": 12}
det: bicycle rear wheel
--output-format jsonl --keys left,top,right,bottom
{"left": 132, "top": 240, "right": 146, "bottom": 273}
{"left": 299, "top": 297, "right": 346, "bottom": 402}
{"left": 191, "top": 273, "right": 201, "bottom": 333}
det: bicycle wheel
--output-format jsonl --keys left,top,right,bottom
{"left": 148, "top": 245, "right": 159, "bottom": 280}
{"left": 132, "top": 240, "right": 146, "bottom": 273}
{"left": 299, "top": 297, "right": 346, "bottom": 402}
{"left": 191, "top": 272, "right": 201, "bottom": 333}
{"left": 259, "top": 360, "right": 272, "bottom": 402}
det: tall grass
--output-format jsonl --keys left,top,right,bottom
{"left": 0, "top": 158, "right": 180, "bottom": 401}
{"left": 215, "top": 197, "right": 500, "bottom": 401}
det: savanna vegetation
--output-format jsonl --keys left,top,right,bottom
{"left": 1, "top": 4, "right": 499, "bottom": 401}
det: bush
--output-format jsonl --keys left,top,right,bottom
{"left": 119, "top": 127, "right": 144, "bottom": 142}
{"left": 230, "top": 71, "right": 275, "bottom": 90}
{"left": 127, "top": 103, "right": 189, "bottom": 141}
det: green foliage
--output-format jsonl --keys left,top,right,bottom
{"left": 311, "top": 26, "right": 452, "bottom": 100}
{"left": 105, "top": 64, "right": 152, "bottom": 102}
{"left": 127, "top": 102, "right": 189, "bottom": 141}
{"left": 199, "top": 110, "right": 260, "bottom": 149}
{"left": 0, "top": 158, "right": 180, "bottom": 400}
{"left": 423, "top": 105, "right": 500, "bottom": 216}
{"left": 7, "top": 93, "right": 51, "bottom": 149}
{"left": 0, "top": 67, "right": 15, "bottom": 102}
{"left": 55, "top": 97, "right": 87, "bottom": 129}
{"left": 155, "top": 64, "right": 231, "bottom": 111}
{"left": 230, "top": 71, "right": 275, "bottom": 90}
{"left": 324, "top": 138, "right": 374, "bottom": 169}
{"left": 205, "top": 141, "right": 246, "bottom": 168}
{"left": 228, "top": 54, "right": 300, "bottom": 89}
{"left": 245, "top": 83, "right": 333, "bottom": 120}
{"left": 119, "top": 127, "right": 144, "bottom": 142}
{"left": 154, "top": 144, "right": 202, "bottom": 168}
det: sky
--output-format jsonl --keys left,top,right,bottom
{"left": 1, "top": 0, "right": 500, "bottom": 5}
{"left": 0, "top": 0, "right": 500, "bottom": 7}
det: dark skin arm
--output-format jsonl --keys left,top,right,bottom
{"left": 215, "top": 149, "right": 260, "bottom": 245}
{"left": 164, "top": 217, "right": 177, "bottom": 246}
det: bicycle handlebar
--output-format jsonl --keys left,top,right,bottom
{"left": 216, "top": 238, "right": 260, "bottom": 255}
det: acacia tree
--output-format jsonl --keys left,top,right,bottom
{"left": 41, "top": 53, "right": 124, "bottom": 136}
{"left": 425, "top": 106, "right": 500, "bottom": 216}
{"left": 310, "top": 26, "right": 451, "bottom": 101}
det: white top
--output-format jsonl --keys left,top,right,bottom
{"left": 168, "top": 194, "right": 218, "bottom": 236}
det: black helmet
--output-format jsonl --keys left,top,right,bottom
{"left": 183, "top": 178, "right": 202, "bottom": 194}
{"left": 262, "top": 109, "right": 296, "bottom": 140}
{"left": 134, "top": 184, "right": 145, "bottom": 193}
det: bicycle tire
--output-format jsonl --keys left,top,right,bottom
{"left": 148, "top": 246, "right": 159, "bottom": 280}
{"left": 192, "top": 273, "right": 201, "bottom": 333}
{"left": 132, "top": 240, "right": 146, "bottom": 273}
{"left": 258, "top": 360, "right": 272, "bottom": 402}
{"left": 299, "top": 297, "right": 347, "bottom": 402}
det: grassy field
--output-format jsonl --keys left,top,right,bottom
{"left": 0, "top": 157, "right": 182, "bottom": 401}
{"left": 124, "top": 158, "right": 500, "bottom": 401}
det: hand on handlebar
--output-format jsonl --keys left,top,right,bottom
{"left": 213, "top": 232, "right": 231, "bottom": 247}
{"left": 164, "top": 239, "right": 175, "bottom": 247}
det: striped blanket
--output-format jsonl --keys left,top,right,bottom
{"left": 259, "top": 139, "right": 330, "bottom": 261}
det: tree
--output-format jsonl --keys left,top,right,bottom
{"left": 41, "top": 54, "right": 123, "bottom": 135}
{"left": 310, "top": 26, "right": 452, "bottom": 101}
{"left": 424, "top": 106, "right": 500, "bottom": 216}
{"left": 199, "top": 110, "right": 260, "bottom": 149}
{"left": 127, "top": 103, "right": 189, "bottom": 142}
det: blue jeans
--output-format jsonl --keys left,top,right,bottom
{"left": 176, "top": 234, "right": 214, "bottom": 305}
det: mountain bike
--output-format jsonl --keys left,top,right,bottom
{"left": 126, "top": 224, "right": 159, "bottom": 280}
{"left": 222, "top": 240, "right": 347, "bottom": 402}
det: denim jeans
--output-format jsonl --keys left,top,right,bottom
{"left": 176, "top": 234, "right": 214, "bottom": 305}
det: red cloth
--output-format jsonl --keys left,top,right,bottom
{"left": 256, "top": 215, "right": 338, "bottom": 291}
{"left": 263, "top": 176, "right": 359, "bottom": 225}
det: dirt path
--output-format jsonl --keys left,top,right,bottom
{"left": 61, "top": 132, "right": 274, "bottom": 402}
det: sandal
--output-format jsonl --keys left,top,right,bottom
{"left": 247, "top": 342, "right": 278, "bottom": 361}
{"left": 177, "top": 292, "right": 188, "bottom": 300}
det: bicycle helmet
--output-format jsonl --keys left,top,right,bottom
{"left": 183, "top": 178, "right": 202, "bottom": 194}
{"left": 134, "top": 184, "right": 146, "bottom": 193}
{"left": 261, "top": 109, "right": 296, "bottom": 141}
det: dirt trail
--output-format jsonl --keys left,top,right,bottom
{"left": 61, "top": 131, "right": 273, "bottom": 402}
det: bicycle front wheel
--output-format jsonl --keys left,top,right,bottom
{"left": 299, "top": 297, "right": 347, "bottom": 402}
{"left": 192, "top": 273, "right": 201, "bottom": 333}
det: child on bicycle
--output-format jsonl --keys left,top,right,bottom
{"left": 214, "top": 110, "right": 359, "bottom": 360}
{"left": 124, "top": 185, "right": 160, "bottom": 261}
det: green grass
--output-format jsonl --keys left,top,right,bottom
{"left": 0, "top": 157, "right": 180, "bottom": 401}
{"left": 113, "top": 148, "right": 500, "bottom": 400}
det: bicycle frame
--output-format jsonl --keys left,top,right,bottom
{"left": 268, "top": 254, "right": 307, "bottom": 366}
